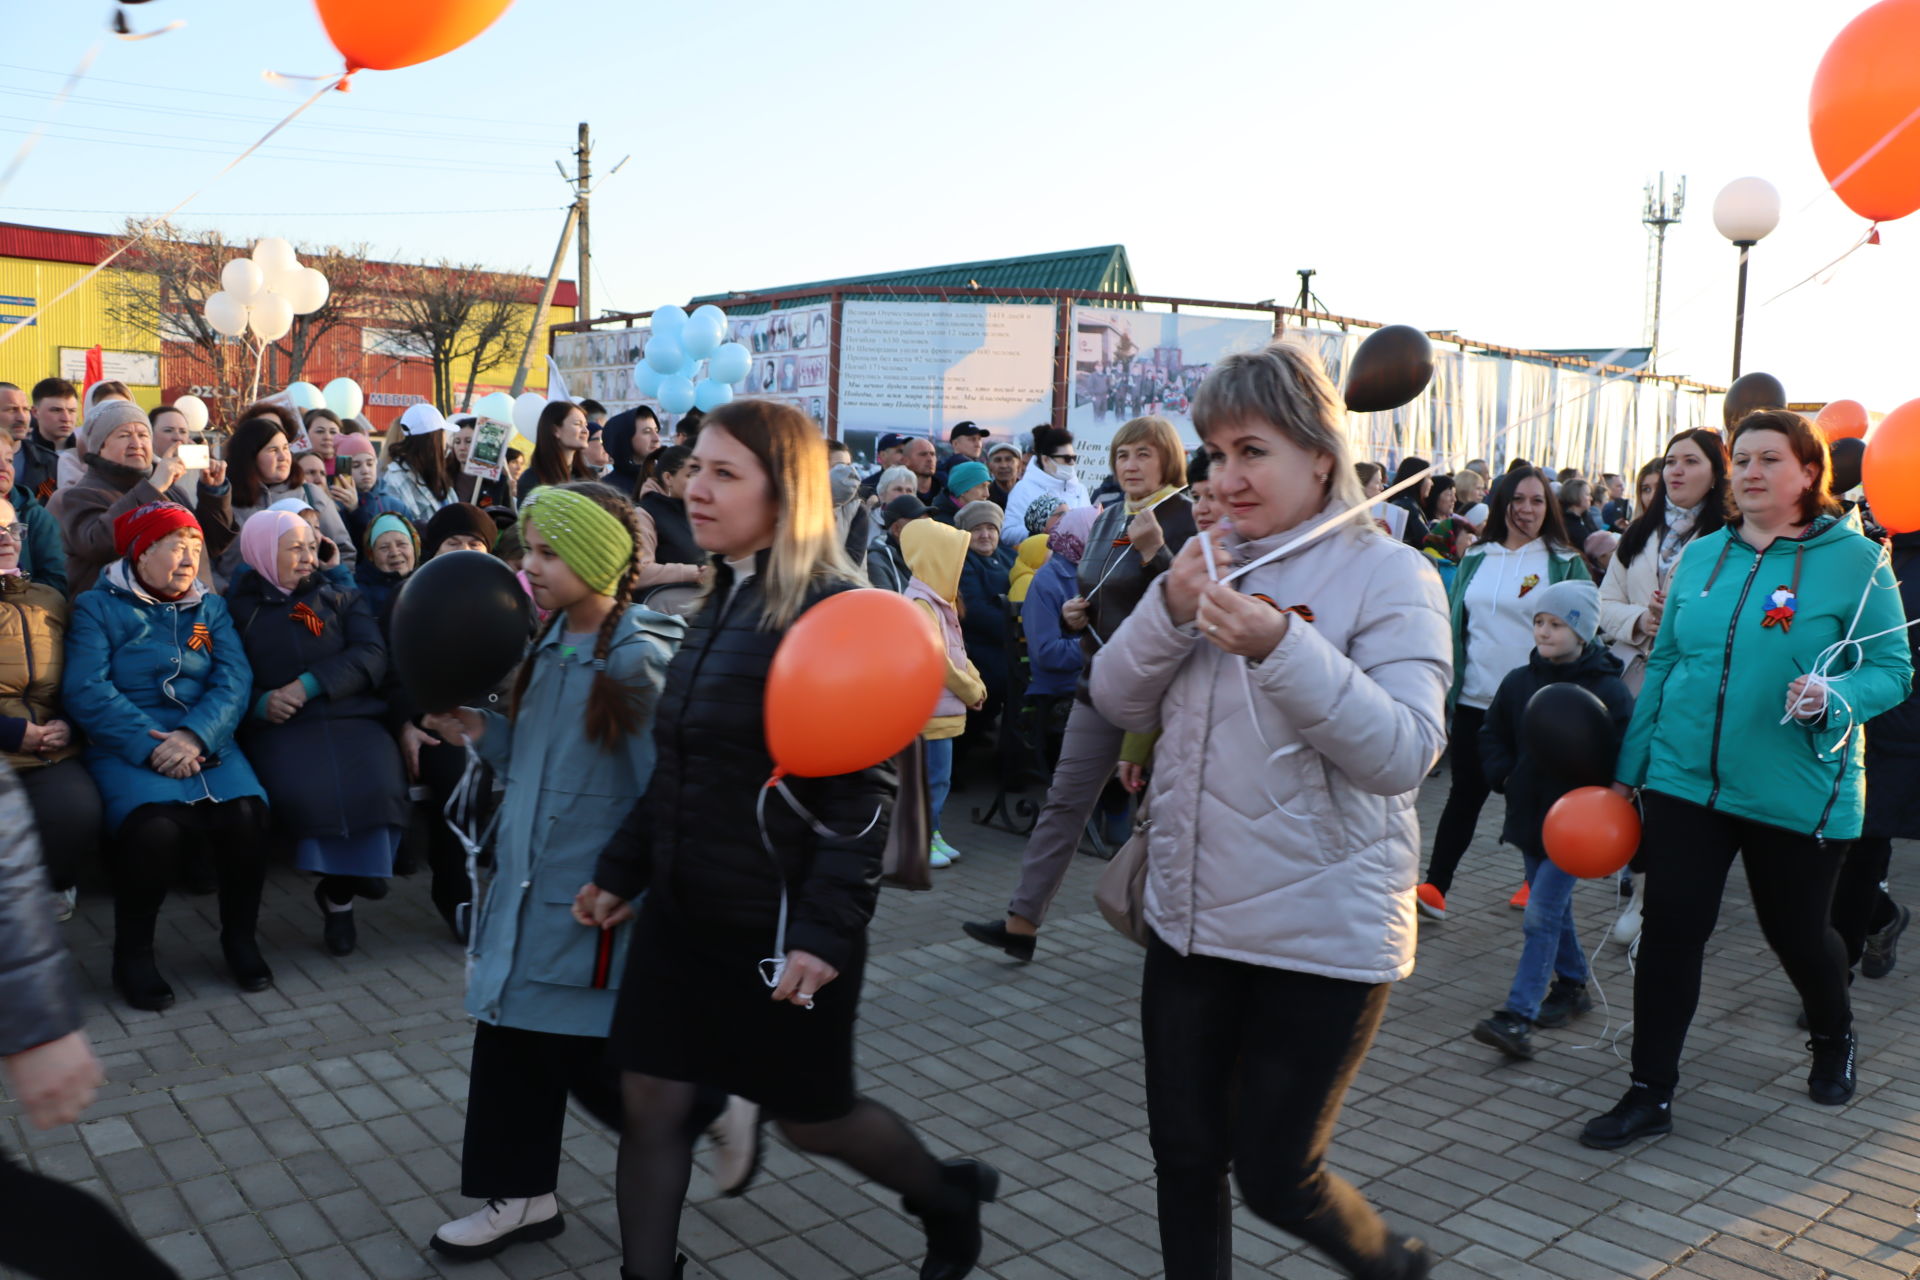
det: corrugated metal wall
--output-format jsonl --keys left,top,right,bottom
{"left": 0, "top": 257, "right": 163, "bottom": 404}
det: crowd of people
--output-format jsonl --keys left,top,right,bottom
{"left": 0, "top": 344, "right": 1914, "bottom": 1280}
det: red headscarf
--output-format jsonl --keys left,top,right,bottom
{"left": 113, "top": 502, "right": 201, "bottom": 565}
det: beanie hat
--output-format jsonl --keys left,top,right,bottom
{"left": 1584, "top": 529, "right": 1620, "bottom": 561}
{"left": 946, "top": 460, "right": 990, "bottom": 497}
{"left": 955, "top": 501, "right": 1002, "bottom": 534}
{"left": 269, "top": 495, "right": 314, "bottom": 516}
{"left": 366, "top": 512, "right": 415, "bottom": 554}
{"left": 1024, "top": 493, "right": 1063, "bottom": 539}
{"left": 1530, "top": 579, "right": 1600, "bottom": 645}
{"left": 333, "top": 432, "right": 375, "bottom": 458}
{"left": 113, "top": 501, "right": 200, "bottom": 563}
{"left": 1049, "top": 504, "right": 1098, "bottom": 566}
{"left": 422, "top": 502, "right": 499, "bottom": 559}
{"left": 85, "top": 400, "right": 150, "bottom": 454}
{"left": 521, "top": 486, "right": 631, "bottom": 595}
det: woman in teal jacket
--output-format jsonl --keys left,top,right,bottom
{"left": 1583, "top": 412, "right": 1912, "bottom": 1151}
{"left": 63, "top": 502, "right": 271, "bottom": 1014}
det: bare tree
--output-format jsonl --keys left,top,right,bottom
{"left": 382, "top": 260, "right": 534, "bottom": 412}
{"left": 267, "top": 241, "right": 381, "bottom": 387}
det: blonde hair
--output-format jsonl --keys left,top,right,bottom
{"left": 702, "top": 400, "right": 861, "bottom": 629}
{"left": 1109, "top": 415, "right": 1188, "bottom": 489}
{"left": 1191, "top": 340, "right": 1372, "bottom": 538}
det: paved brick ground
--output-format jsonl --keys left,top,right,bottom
{"left": 4, "top": 769, "right": 1918, "bottom": 1279}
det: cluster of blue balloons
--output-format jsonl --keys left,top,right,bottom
{"left": 632, "top": 303, "right": 753, "bottom": 415}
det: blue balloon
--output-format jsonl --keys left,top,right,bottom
{"left": 681, "top": 310, "right": 725, "bottom": 359}
{"left": 708, "top": 341, "right": 751, "bottom": 385}
{"left": 632, "top": 362, "right": 663, "bottom": 396}
{"left": 657, "top": 374, "right": 696, "bottom": 414}
{"left": 650, "top": 304, "right": 687, "bottom": 342}
{"left": 644, "top": 335, "right": 685, "bottom": 374}
{"left": 678, "top": 357, "right": 703, "bottom": 382}
{"left": 693, "top": 378, "right": 734, "bottom": 412}
{"left": 691, "top": 303, "right": 726, "bottom": 330}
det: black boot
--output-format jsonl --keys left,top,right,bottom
{"left": 1578, "top": 1083, "right": 1672, "bottom": 1150}
{"left": 1471, "top": 1011, "right": 1534, "bottom": 1060}
{"left": 619, "top": 1254, "right": 685, "bottom": 1279}
{"left": 1534, "top": 979, "right": 1593, "bottom": 1029}
{"left": 908, "top": 1159, "right": 999, "bottom": 1280}
{"left": 218, "top": 861, "right": 272, "bottom": 992}
{"left": 222, "top": 934, "right": 274, "bottom": 993}
{"left": 316, "top": 881, "right": 357, "bottom": 957}
{"left": 1807, "top": 1031, "right": 1857, "bottom": 1105}
{"left": 111, "top": 901, "right": 174, "bottom": 1012}
{"left": 961, "top": 920, "right": 1035, "bottom": 962}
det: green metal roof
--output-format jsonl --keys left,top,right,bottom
{"left": 691, "top": 245, "right": 1136, "bottom": 313}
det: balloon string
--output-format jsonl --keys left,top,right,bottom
{"left": 0, "top": 41, "right": 99, "bottom": 200}
{"left": 1760, "top": 224, "right": 1879, "bottom": 307}
{"left": 0, "top": 74, "right": 344, "bottom": 351}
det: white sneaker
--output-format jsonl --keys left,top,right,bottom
{"left": 929, "top": 843, "right": 952, "bottom": 869}
{"left": 1612, "top": 895, "right": 1644, "bottom": 949}
{"left": 932, "top": 831, "right": 961, "bottom": 863}
{"left": 53, "top": 887, "right": 76, "bottom": 923}
{"left": 705, "top": 1094, "right": 762, "bottom": 1197}
{"left": 428, "top": 1194, "right": 564, "bottom": 1259}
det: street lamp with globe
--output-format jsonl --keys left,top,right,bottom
{"left": 1712, "top": 177, "right": 1781, "bottom": 380}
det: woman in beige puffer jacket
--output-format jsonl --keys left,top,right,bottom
{"left": 1090, "top": 341, "right": 1450, "bottom": 1280}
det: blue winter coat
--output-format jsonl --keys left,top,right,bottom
{"left": 465, "top": 605, "right": 685, "bottom": 1037}
{"left": 63, "top": 562, "right": 265, "bottom": 831}
{"left": 1022, "top": 555, "right": 1085, "bottom": 698}
{"left": 959, "top": 543, "right": 1016, "bottom": 700}
{"left": 10, "top": 485, "right": 66, "bottom": 596}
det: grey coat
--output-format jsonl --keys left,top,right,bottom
{"left": 0, "top": 760, "right": 79, "bottom": 1057}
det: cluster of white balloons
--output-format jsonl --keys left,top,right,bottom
{"left": 283, "top": 377, "right": 366, "bottom": 422}
{"left": 202, "top": 238, "right": 330, "bottom": 343}
{"left": 633, "top": 303, "right": 750, "bottom": 414}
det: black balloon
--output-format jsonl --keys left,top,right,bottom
{"left": 1522, "top": 682, "right": 1617, "bottom": 788}
{"left": 389, "top": 550, "right": 533, "bottom": 713}
{"left": 1344, "top": 325, "right": 1434, "bottom": 414}
{"left": 1722, "top": 372, "right": 1786, "bottom": 430}
{"left": 1830, "top": 436, "right": 1866, "bottom": 496}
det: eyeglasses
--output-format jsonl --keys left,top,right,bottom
{"left": 0, "top": 523, "right": 25, "bottom": 543}
{"left": 1050, "top": 453, "right": 1077, "bottom": 465}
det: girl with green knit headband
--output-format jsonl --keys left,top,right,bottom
{"left": 419, "top": 481, "right": 734, "bottom": 1262}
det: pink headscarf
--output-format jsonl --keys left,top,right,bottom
{"left": 239, "top": 510, "right": 309, "bottom": 594}
{"left": 1048, "top": 504, "right": 1099, "bottom": 565}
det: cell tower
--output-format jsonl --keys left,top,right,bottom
{"left": 1642, "top": 173, "right": 1685, "bottom": 373}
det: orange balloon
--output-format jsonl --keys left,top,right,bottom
{"left": 1816, "top": 398, "right": 1870, "bottom": 441}
{"left": 1863, "top": 397, "right": 1920, "bottom": 533}
{"left": 765, "top": 589, "right": 944, "bottom": 778}
{"left": 1543, "top": 787, "right": 1641, "bottom": 879}
{"left": 1810, "top": 0, "right": 1920, "bottom": 223}
{"left": 314, "top": 0, "right": 516, "bottom": 72}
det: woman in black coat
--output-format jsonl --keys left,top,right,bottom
{"left": 230, "top": 510, "right": 409, "bottom": 958}
{"left": 634, "top": 446, "right": 701, "bottom": 565}
{"left": 577, "top": 401, "right": 996, "bottom": 1280}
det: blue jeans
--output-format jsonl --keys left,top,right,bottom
{"left": 1504, "top": 849, "right": 1590, "bottom": 1021}
{"left": 925, "top": 736, "right": 953, "bottom": 833}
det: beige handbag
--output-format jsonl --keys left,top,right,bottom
{"left": 881, "top": 739, "right": 933, "bottom": 891}
{"left": 1094, "top": 794, "right": 1152, "bottom": 946}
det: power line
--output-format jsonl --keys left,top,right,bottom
{"left": 0, "top": 112, "right": 554, "bottom": 171}
{"left": 0, "top": 125, "right": 553, "bottom": 177}
{"left": 0, "top": 61, "right": 569, "bottom": 130}
{"left": 0, "top": 204, "right": 559, "bottom": 218}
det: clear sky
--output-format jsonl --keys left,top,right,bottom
{"left": 2, "top": 0, "right": 1911, "bottom": 408}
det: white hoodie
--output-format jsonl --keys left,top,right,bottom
{"left": 1457, "top": 538, "right": 1551, "bottom": 710}
{"left": 1004, "top": 459, "right": 1090, "bottom": 538}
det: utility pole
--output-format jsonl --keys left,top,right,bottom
{"left": 575, "top": 122, "right": 591, "bottom": 323}
{"left": 1296, "top": 268, "right": 1316, "bottom": 317}
{"left": 1641, "top": 173, "right": 1685, "bottom": 374}
{"left": 509, "top": 203, "right": 579, "bottom": 397}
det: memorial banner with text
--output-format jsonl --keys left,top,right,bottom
{"left": 836, "top": 300, "right": 1055, "bottom": 453}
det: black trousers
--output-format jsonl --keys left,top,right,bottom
{"left": 418, "top": 739, "right": 489, "bottom": 922}
{"left": 1142, "top": 936, "right": 1403, "bottom": 1279}
{"left": 1632, "top": 791, "right": 1852, "bottom": 1094}
{"left": 19, "top": 759, "right": 103, "bottom": 892}
{"left": 1423, "top": 704, "right": 1488, "bottom": 895}
{"left": 461, "top": 1021, "right": 727, "bottom": 1200}
{"left": 1833, "top": 835, "right": 1899, "bottom": 969}
{"left": 111, "top": 799, "right": 267, "bottom": 951}
{"left": 0, "top": 1144, "right": 179, "bottom": 1278}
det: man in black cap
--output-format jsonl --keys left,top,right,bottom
{"left": 934, "top": 421, "right": 988, "bottom": 489}
{"left": 858, "top": 431, "right": 914, "bottom": 500}
{"left": 865, "top": 493, "right": 928, "bottom": 592}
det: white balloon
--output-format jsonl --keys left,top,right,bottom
{"left": 322, "top": 377, "right": 363, "bottom": 420}
{"left": 261, "top": 260, "right": 306, "bottom": 301}
{"left": 203, "top": 290, "right": 249, "bottom": 338}
{"left": 472, "top": 390, "right": 516, "bottom": 425}
{"left": 249, "top": 292, "right": 294, "bottom": 342}
{"left": 284, "top": 267, "right": 330, "bottom": 316}
{"left": 221, "top": 258, "right": 264, "bottom": 305}
{"left": 252, "top": 236, "right": 298, "bottom": 274}
{"left": 285, "top": 382, "right": 325, "bottom": 412}
{"left": 513, "top": 391, "right": 548, "bottom": 438}
{"left": 172, "top": 394, "right": 209, "bottom": 434}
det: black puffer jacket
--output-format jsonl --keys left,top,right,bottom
{"left": 1479, "top": 641, "right": 1635, "bottom": 851}
{"left": 0, "top": 760, "right": 78, "bottom": 1056}
{"left": 1078, "top": 493, "right": 1197, "bottom": 695}
{"left": 594, "top": 557, "right": 895, "bottom": 971}
{"left": 1864, "top": 532, "right": 1920, "bottom": 839}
